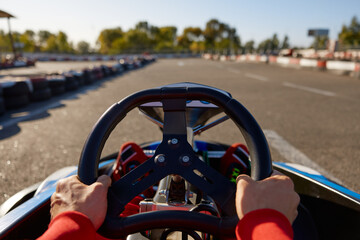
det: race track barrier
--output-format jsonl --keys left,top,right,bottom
{"left": 299, "top": 59, "right": 318, "bottom": 68}
{"left": 0, "top": 56, "right": 156, "bottom": 115}
{"left": 206, "top": 54, "right": 360, "bottom": 79}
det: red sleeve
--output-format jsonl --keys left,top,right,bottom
{"left": 236, "top": 209, "right": 293, "bottom": 240}
{"left": 37, "top": 211, "right": 109, "bottom": 240}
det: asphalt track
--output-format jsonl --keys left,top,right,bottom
{"left": 0, "top": 59, "right": 359, "bottom": 205}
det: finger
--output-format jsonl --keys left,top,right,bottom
{"left": 236, "top": 174, "right": 252, "bottom": 184}
{"left": 57, "top": 175, "right": 79, "bottom": 190}
{"left": 96, "top": 175, "right": 112, "bottom": 188}
{"left": 271, "top": 170, "right": 284, "bottom": 176}
{"left": 50, "top": 193, "right": 56, "bottom": 204}
{"left": 291, "top": 209, "right": 298, "bottom": 224}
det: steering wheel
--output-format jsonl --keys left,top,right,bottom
{"left": 78, "top": 82, "right": 272, "bottom": 238}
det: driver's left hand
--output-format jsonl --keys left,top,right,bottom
{"left": 50, "top": 175, "right": 111, "bottom": 230}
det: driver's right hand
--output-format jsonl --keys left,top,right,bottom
{"left": 235, "top": 170, "right": 300, "bottom": 224}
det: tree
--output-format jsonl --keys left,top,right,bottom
{"left": 177, "top": 27, "right": 203, "bottom": 49}
{"left": 189, "top": 41, "right": 205, "bottom": 53}
{"left": 57, "top": 31, "right": 72, "bottom": 53}
{"left": 281, "top": 35, "right": 290, "bottom": 49}
{"left": 97, "top": 28, "right": 123, "bottom": 54}
{"left": 270, "top": 34, "right": 279, "bottom": 51}
{"left": 42, "top": 31, "right": 74, "bottom": 53}
{"left": 77, "top": 41, "right": 90, "bottom": 54}
{"left": 244, "top": 40, "right": 255, "bottom": 53}
{"left": 203, "top": 19, "right": 227, "bottom": 49}
{"left": 311, "top": 36, "right": 329, "bottom": 49}
{"left": 338, "top": 16, "right": 360, "bottom": 47}
{"left": 0, "top": 30, "right": 11, "bottom": 52}
{"left": 135, "top": 21, "right": 158, "bottom": 40}
{"left": 44, "top": 35, "right": 58, "bottom": 52}
{"left": 135, "top": 21, "right": 149, "bottom": 31}
{"left": 38, "top": 30, "right": 53, "bottom": 50}
{"left": 257, "top": 39, "right": 272, "bottom": 53}
{"left": 257, "top": 34, "right": 279, "bottom": 53}
{"left": 154, "top": 26, "right": 177, "bottom": 51}
{"left": 203, "top": 19, "right": 241, "bottom": 53}
{"left": 19, "top": 30, "right": 36, "bottom": 52}
{"left": 111, "top": 29, "right": 154, "bottom": 54}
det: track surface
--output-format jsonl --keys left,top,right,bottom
{"left": 0, "top": 59, "right": 359, "bottom": 205}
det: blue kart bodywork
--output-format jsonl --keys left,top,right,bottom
{"left": 1, "top": 141, "right": 359, "bottom": 239}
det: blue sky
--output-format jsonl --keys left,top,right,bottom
{"left": 0, "top": 0, "right": 359, "bottom": 48}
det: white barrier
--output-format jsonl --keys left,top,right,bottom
{"left": 259, "top": 55, "right": 268, "bottom": 62}
{"left": 276, "top": 57, "right": 290, "bottom": 65}
{"left": 236, "top": 55, "right": 247, "bottom": 62}
{"left": 248, "top": 55, "right": 257, "bottom": 61}
{"left": 220, "top": 55, "right": 227, "bottom": 61}
{"left": 299, "top": 59, "right": 318, "bottom": 68}
{"left": 326, "top": 61, "right": 356, "bottom": 71}
{"left": 203, "top": 54, "right": 359, "bottom": 78}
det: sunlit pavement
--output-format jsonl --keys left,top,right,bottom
{"left": 0, "top": 59, "right": 359, "bottom": 204}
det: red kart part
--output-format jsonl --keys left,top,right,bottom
{"left": 220, "top": 143, "right": 250, "bottom": 183}
{"left": 112, "top": 142, "right": 149, "bottom": 181}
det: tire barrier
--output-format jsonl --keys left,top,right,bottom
{"left": 0, "top": 86, "right": 5, "bottom": 115}
{"left": 64, "top": 74, "right": 80, "bottom": 91}
{"left": 65, "top": 70, "right": 85, "bottom": 86}
{"left": 0, "top": 56, "right": 156, "bottom": 115}
{"left": 82, "top": 69, "right": 96, "bottom": 85}
{"left": 91, "top": 67, "right": 103, "bottom": 80}
{"left": 2, "top": 80, "right": 31, "bottom": 97}
{"left": 0, "top": 97, "right": 5, "bottom": 115}
{"left": 100, "top": 65, "right": 111, "bottom": 78}
{"left": 47, "top": 75, "right": 66, "bottom": 96}
{"left": 111, "top": 64, "right": 124, "bottom": 75}
{"left": 29, "top": 77, "right": 52, "bottom": 101}
{"left": 4, "top": 94, "right": 30, "bottom": 109}
{"left": 0, "top": 58, "right": 36, "bottom": 70}
{"left": 26, "top": 53, "right": 197, "bottom": 62}
{"left": 30, "top": 88, "right": 52, "bottom": 101}
{"left": 1, "top": 78, "right": 31, "bottom": 109}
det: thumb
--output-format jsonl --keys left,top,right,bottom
{"left": 96, "top": 175, "right": 112, "bottom": 188}
{"left": 236, "top": 174, "right": 252, "bottom": 185}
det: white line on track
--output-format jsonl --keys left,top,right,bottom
{"left": 283, "top": 82, "right": 336, "bottom": 97}
{"left": 263, "top": 129, "right": 343, "bottom": 184}
{"left": 245, "top": 73, "right": 269, "bottom": 82}
{"left": 177, "top": 61, "right": 185, "bottom": 66}
{"left": 227, "top": 68, "right": 241, "bottom": 74}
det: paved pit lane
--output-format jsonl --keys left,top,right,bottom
{"left": 0, "top": 59, "right": 359, "bottom": 205}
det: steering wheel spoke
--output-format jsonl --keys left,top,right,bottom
{"left": 182, "top": 156, "right": 237, "bottom": 216}
{"left": 109, "top": 156, "right": 164, "bottom": 215}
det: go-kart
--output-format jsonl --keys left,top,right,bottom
{"left": 0, "top": 82, "right": 359, "bottom": 239}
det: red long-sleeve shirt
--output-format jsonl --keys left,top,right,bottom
{"left": 37, "top": 209, "right": 293, "bottom": 240}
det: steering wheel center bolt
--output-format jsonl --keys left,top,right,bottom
{"left": 169, "top": 138, "right": 178, "bottom": 145}
{"left": 181, "top": 156, "right": 190, "bottom": 164}
{"left": 155, "top": 154, "right": 166, "bottom": 166}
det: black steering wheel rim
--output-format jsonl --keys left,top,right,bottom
{"left": 78, "top": 82, "right": 272, "bottom": 238}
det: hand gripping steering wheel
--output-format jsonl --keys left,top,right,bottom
{"left": 78, "top": 82, "right": 272, "bottom": 238}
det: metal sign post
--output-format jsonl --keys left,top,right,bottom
{"left": 0, "top": 10, "right": 16, "bottom": 59}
